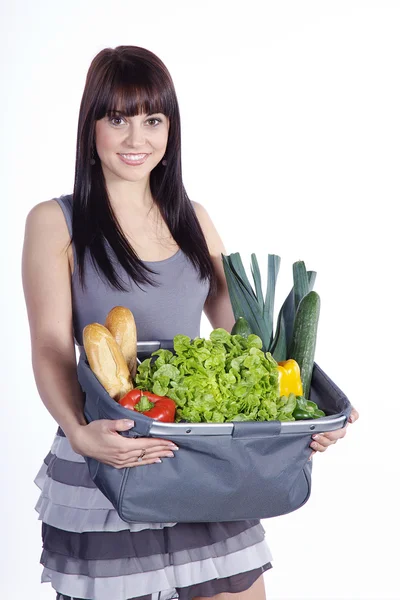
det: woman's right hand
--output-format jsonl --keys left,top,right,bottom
{"left": 68, "top": 418, "right": 179, "bottom": 468}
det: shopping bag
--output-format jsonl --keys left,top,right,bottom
{"left": 77, "top": 342, "right": 352, "bottom": 523}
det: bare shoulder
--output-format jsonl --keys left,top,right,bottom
{"left": 26, "top": 198, "right": 72, "bottom": 265}
{"left": 191, "top": 200, "right": 227, "bottom": 257}
{"left": 26, "top": 198, "right": 69, "bottom": 239}
{"left": 23, "top": 197, "right": 72, "bottom": 282}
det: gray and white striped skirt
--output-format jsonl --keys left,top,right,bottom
{"left": 34, "top": 428, "right": 273, "bottom": 600}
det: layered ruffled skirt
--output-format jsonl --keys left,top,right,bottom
{"left": 34, "top": 428, "right": 273, "bottom": 600}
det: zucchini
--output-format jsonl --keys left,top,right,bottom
{"left": 288, "top": 291, "right": 320, "bottom": 399}
{"left": 231, "top": 317, "right": 252, "bottom": 338}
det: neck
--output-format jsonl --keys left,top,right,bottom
{"left": 103, "top": 173, "right": 155, "bottom": 214}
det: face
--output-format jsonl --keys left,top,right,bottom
{"left": 94, "top": 111, "right": 170, "bottom": 183}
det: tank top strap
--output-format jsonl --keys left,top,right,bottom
{"left": 54, "top": 194, "right": 73, "bottom": 237}
{"left": 54, "top": 194, "right": 78, "bottom": 279}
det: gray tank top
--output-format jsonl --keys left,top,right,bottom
{"left": 55, "top": 194, "right": 210, "bottom": 349}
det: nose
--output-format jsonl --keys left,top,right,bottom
{"left": 124, "top": 120, "right": 146, "bottom": 148}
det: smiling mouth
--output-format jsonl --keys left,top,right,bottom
{"left": 119, "top": 153, "right": 148, "bottom": 159}
{"left": 118, "top": 153, "right": 150, "bottom": 165}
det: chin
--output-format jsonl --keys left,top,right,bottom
{"left": 117, "top": 172, "right": 150, "bottom": 183}
{"left": 106, "top": 164, "right": 150, "bottom": 182}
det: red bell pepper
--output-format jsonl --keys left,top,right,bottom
{"left": 119, "top": 389, "right": 176, "bottom": 422}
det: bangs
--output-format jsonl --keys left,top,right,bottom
{"left": 94, "top": 63, "right": 172, "bottom": 120}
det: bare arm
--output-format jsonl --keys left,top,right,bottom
{"left": 22, "top": 200, "right": 87, "bottom": 440}
{"left": 22, "top": 200, "right": 177, "bottom": 465}
{"left": 192, "top": 201, "right": 235, "bottom": 332}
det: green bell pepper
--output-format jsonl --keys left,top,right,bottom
{"left": 292, "top": 395, "right": 325, "bottom": 420}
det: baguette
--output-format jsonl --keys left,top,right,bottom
{"left": 105, "top": 306, "right": 138, "bottom": 378}
{"left": 83, "top": 323, "right": 133, "bottom": 400}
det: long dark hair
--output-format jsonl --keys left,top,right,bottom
{"left": 70, "top": 45, "right": 217, "bottom": 296}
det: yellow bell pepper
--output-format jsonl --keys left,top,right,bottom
{"left": 277, "top": 359, "right": 303, "bottom": 397}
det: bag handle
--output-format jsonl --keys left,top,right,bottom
{"left": 232, "top": 420, "right": 281, "bottom": 437}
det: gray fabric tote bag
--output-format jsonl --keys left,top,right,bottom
{"left": 77, "top": 342, "right": 352, "bottom": 523}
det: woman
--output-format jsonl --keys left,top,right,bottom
{"left": 22, "top": 45, "right": 358, "bottom": 600}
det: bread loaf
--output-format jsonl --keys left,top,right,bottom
{"left": 105, "top": 306, "right": 138, "bottom": 378}
{"left": 83, "top": 323, "right": 133, "bottom": 400}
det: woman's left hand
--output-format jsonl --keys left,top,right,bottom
{"left": 309, "top": 407, "right": 359, "bottom": 460}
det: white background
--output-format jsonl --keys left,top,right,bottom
{"left": 1, "top": 1, "right": 399, "bottom": 599}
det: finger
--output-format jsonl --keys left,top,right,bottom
{"left": 138, "top": 441, "right": 179, "bottom": 453}
{"left": 308, "top": 450, "right": 316, "bottom": 461}
{"left": 348, "top": 408, "right": 360, "bottom": 423}
{"left": 120, "top": 449, "right": 176, "bottom": 468}
{"left": 117, "top": 443, "right": 178, "bottom": 458}
{"left": 318, "top": 428, "right": 346, "bottom": 442}
{"left": 110, "top": 433, "right": 179, "bottom": 453}
{"left": 147, "top": 439, "right": 180, "bottom": 450}
{"left": 310, "top": 439, "right": 329, "bottom": 452}
{"left": 107, "top": 418, "right": 136, "bottom": 432}
{"left": 120, "top": 447, "right": 176, "bottom": 463}
{"left": 311, "top": 434, "right": 337, "bottom": 448}
{"left": 115, "top": 445, "right": 177, "bottom": 466}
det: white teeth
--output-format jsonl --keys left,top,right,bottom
{"left": 120, "top": 153, "right": 147, "bottom": 160}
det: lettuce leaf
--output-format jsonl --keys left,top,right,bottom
{"left": 135, "top": 328, "right": 297, "bottom": 423}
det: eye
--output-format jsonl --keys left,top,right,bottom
{"left": 108, "top": 115, "right": 126, "bottom": 126}
{"left": 147, "top": 117, "right": 162, "bottom": 127}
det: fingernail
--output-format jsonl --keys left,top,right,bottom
{"left": 311, "top": 442, "right": 318, "bottom": 449}
{"left": 312, "top": 434, "right": 319, "bottom": 440}
{"left": 154, "top": 458, "right": 162, "bottom": 463}
{"left": 124, "top": 420, "right": 135, "bottom": 427}
{"left": 168, "top": 445, "right": 179, "bottom": 450}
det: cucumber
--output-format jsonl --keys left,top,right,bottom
{"left": 231, "top": 317, "right": 252, "bottom": 338}
{"left": 288, "top": 291, "right": 320, "bottom": 399}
